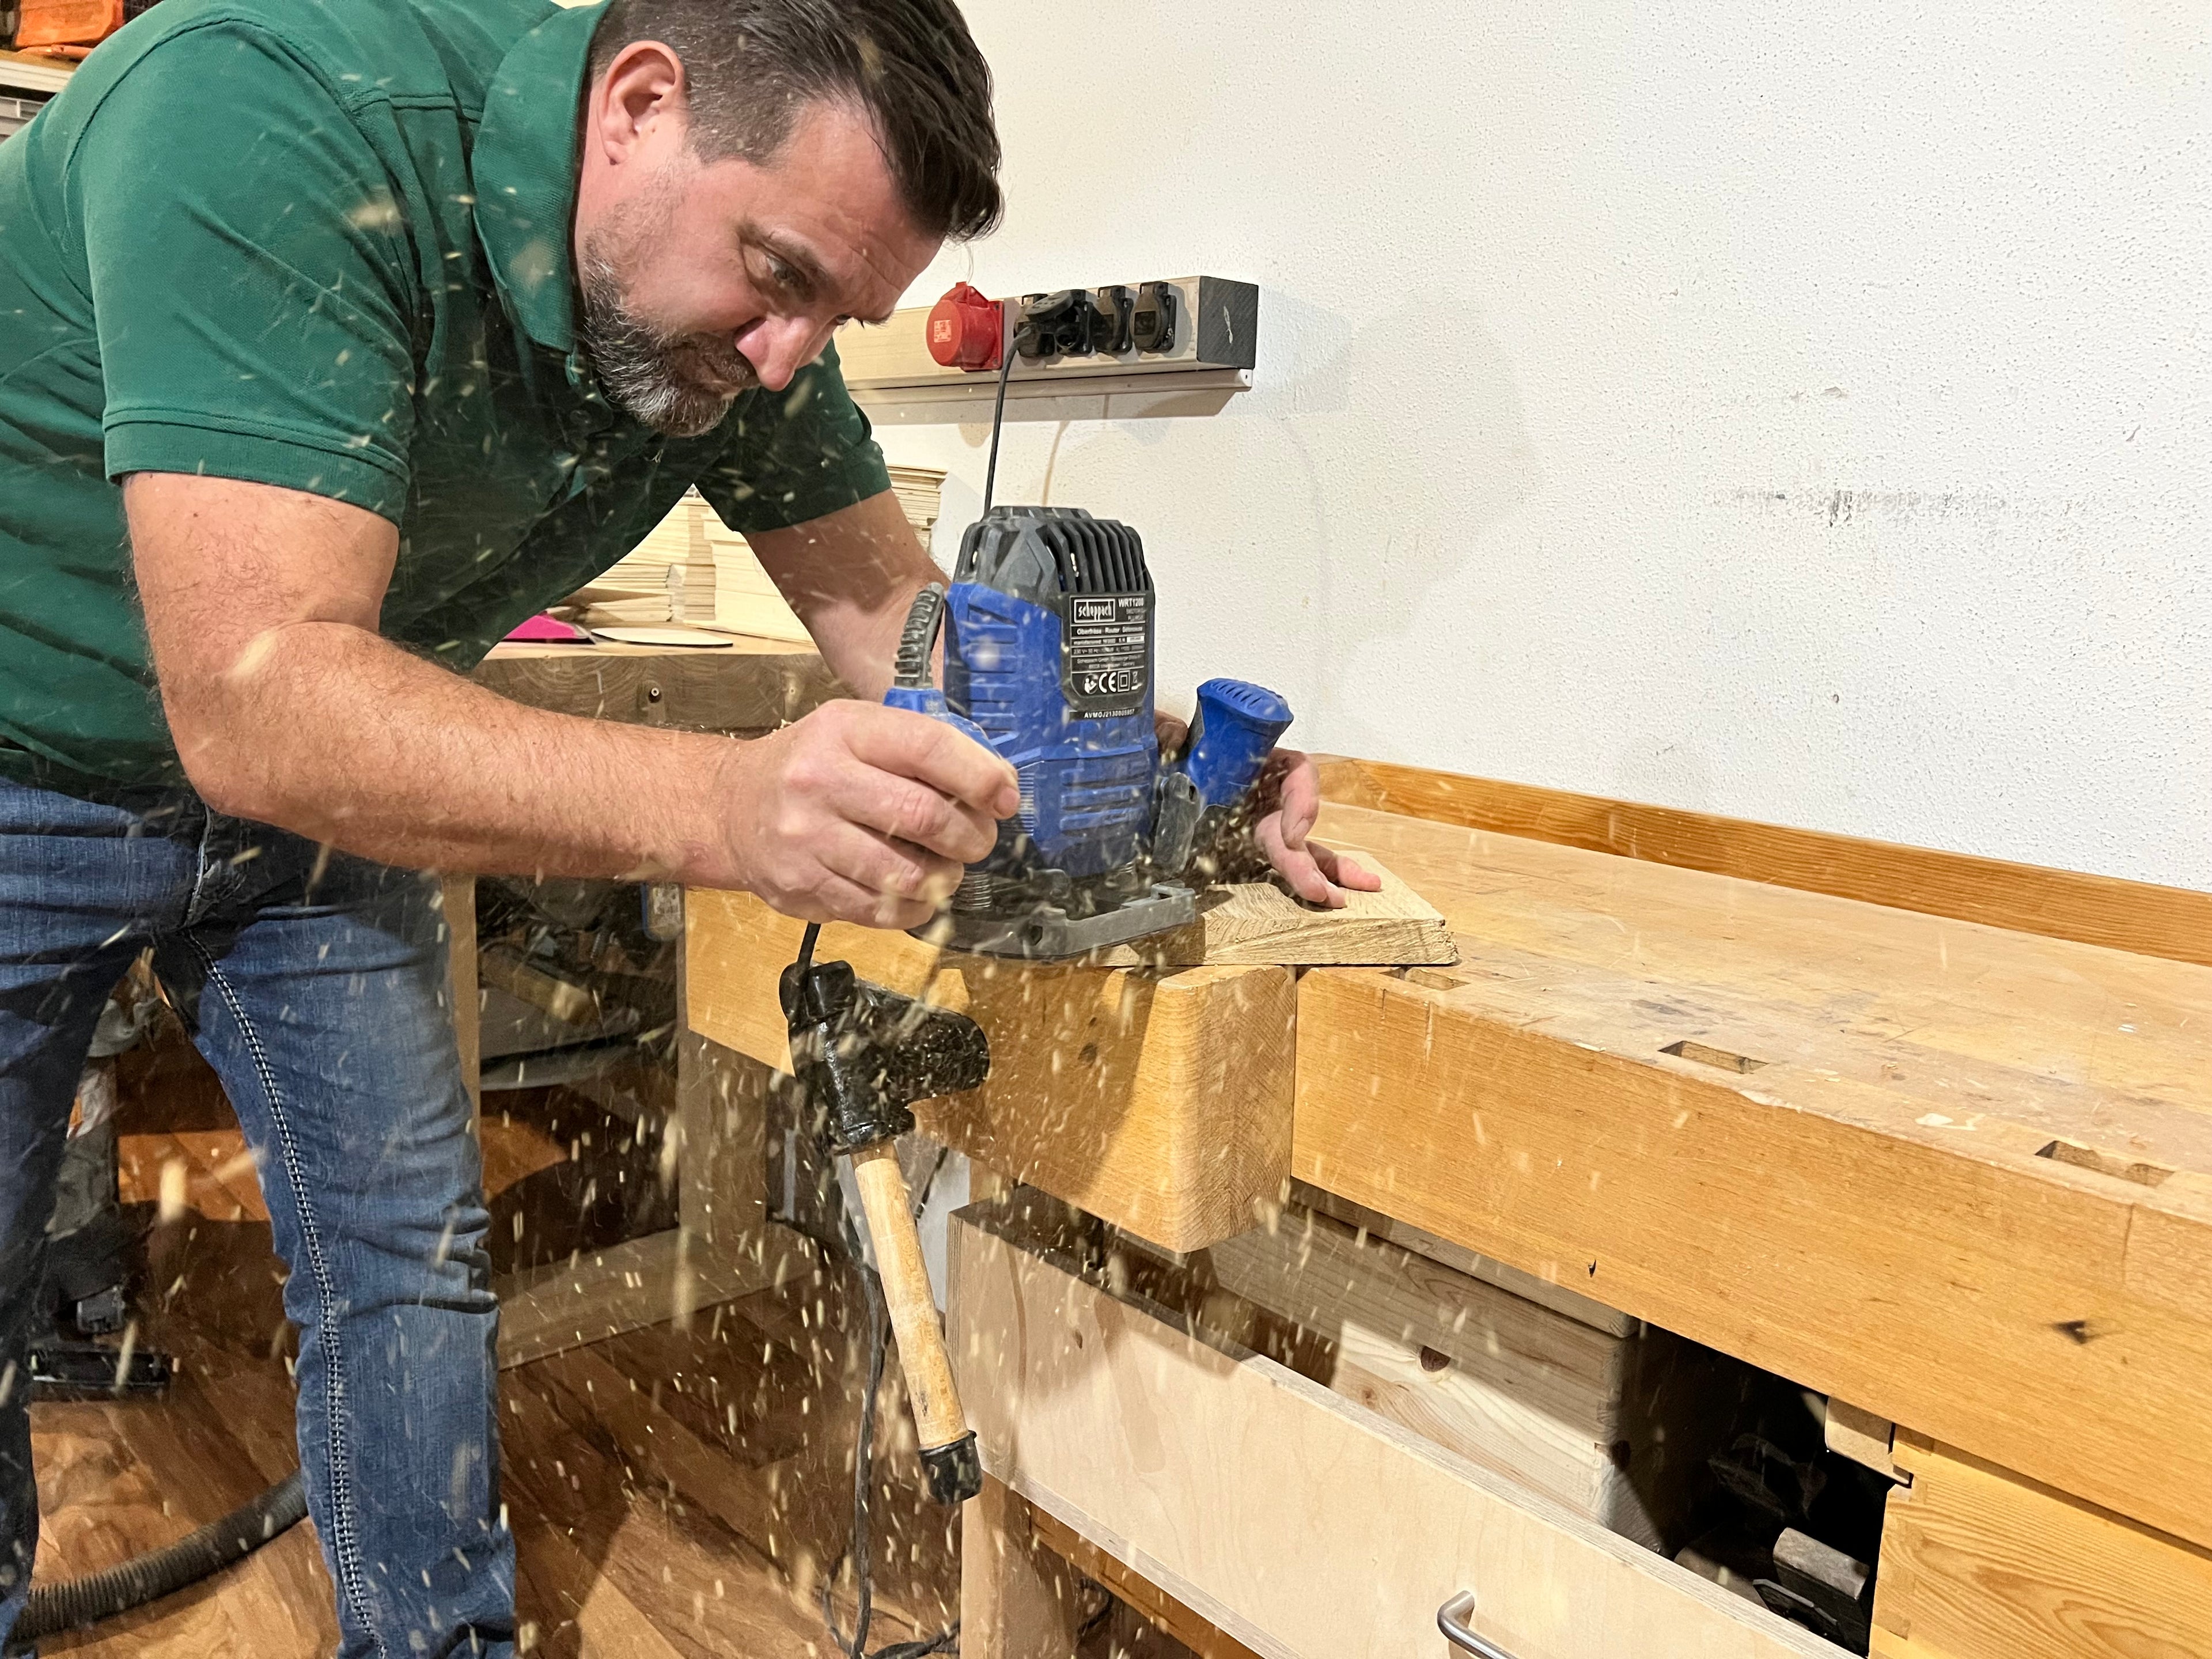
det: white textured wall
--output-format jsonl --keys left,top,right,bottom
{"left": 874, "top": 1, "right": 2212, "bottom": 889}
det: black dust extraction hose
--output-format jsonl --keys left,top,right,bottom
{"left": 18, "top": 1468, "right": 307, "bottom": 1641}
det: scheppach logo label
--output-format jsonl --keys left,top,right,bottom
{"left": 1071, "top": 598, "right": 1115, "bottom": 622}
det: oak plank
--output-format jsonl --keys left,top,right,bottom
{"left": 1089, "top": 858, "right": 1456, "bottom": 968}
{"left": 685, "top": 888, "right": 1297, "bottom": 1251}
{"left": 1870, "top": 1434, "right": 2212, "bottom": 1659}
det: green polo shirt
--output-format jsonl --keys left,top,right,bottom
{"left": 0, "top": 0, "right": 889, "bottom": 791}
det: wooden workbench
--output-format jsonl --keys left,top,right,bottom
{"left": 469, "top": 634, "right": 838, "bottom": 733}
{"left": 681, "top": 754, "right": 2212, "bottom": 1659}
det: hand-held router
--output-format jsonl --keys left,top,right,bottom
{"left": 918, "top": 506, "right": 1293, "bottom": 957}
{"left": 781, "top": 511, "right": 1294, "bottom": 1506}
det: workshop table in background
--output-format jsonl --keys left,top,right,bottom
{"left": 459, "top": 636, "right": 844, "bottom": 1366}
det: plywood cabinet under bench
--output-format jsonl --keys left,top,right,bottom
{"left": 951, "top": 1203, "right": 1843, "bottom": 1659}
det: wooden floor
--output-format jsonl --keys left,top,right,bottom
{"left": 29, "top": 1053, "right": 961, "bottom": 1657}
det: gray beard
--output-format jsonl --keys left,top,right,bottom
{"left": 575, "top": 243, "right": 759, "bottom": 439}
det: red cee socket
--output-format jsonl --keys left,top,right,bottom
{"left": 927, "top": 282, "right": 1004, "bottom": 372}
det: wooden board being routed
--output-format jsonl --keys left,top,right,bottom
{"left": 1871, "top": 1434, "right": 2212, "bottom": 1659}
{"left": 1293, "top": 801, "right": 2212, "bottom": 1552}
{"left": 1089, "top": 857, "right": 1456, "bottom": 967}
{"left": 685, "top": 887, "right": 1296, "bottom": 1249}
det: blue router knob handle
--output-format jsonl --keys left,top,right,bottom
{"left": 1180, "top": 678, "right": 1293, "bottom": 809}
{"left": 883, "top": 683, "right": 995, "bottom": 752}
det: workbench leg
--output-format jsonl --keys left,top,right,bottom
{"left": 441, "top": 874, "right": 479, "bottom": 1116}
{"left": 963, "top": 1475, "right": 1083, "bottom": 1659}
{"left": 676, "top": 992, "right": 802, "bottom": 1298}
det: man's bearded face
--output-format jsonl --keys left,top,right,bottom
{"left": 577, "top": 164, "right": 759, "bottom": 438}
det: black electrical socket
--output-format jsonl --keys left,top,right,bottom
{"left": 1091, "top": 285, "right": 1134, "bottom": 354}
{"left": 1131, "top": 281, "right": 1179, "bottom": 354}
{"left": 1016, "top": 289, "right": 1105, "bottom": 359}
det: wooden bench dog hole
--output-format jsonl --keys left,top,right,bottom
{"left": 2035, "top": 1139, "right": 2173, "bottom": 1188}
{"left": 1660, "top": 1039, "right": 1769, "bottom": 1074}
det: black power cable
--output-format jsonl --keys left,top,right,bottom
{"left": 979, "top": 307, "right": 1018, "bottom": 516}
{"left": 819, "top": 1146, "right": 959, "bottom": 1659}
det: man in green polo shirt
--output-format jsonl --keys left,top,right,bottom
{"left": 0, "top": 0, "right": 1024, "bottom": 1649}
{"left": 0, "top": 0, "right": 1368, "bottom": 1650}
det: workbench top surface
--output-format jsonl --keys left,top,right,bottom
{"left": 1315, "top": 801, "right": 2212, "bottom": 1168}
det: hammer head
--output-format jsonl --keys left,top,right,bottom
{"left": 781, "top": 959, "right": 990, "bottom": 1153}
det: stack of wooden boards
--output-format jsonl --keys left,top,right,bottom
{"left": 577, "top": 466, "right": 945, "bottom": 637}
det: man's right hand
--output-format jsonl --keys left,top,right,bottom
{"left": 718, "top": 700, "right": 1020, "bottom": 929}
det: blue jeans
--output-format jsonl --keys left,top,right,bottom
{"left": 0, "top": 776, "right": 512, "bottom": 1657}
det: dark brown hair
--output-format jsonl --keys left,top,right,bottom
{"left": 589, "top": 0, "right": 1003, "bottom": 241}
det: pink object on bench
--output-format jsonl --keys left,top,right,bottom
{"left": 503, "top": 613, "right": 594, "bottom": 644}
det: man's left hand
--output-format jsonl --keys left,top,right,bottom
{"left": 1155, "top": 713, "right": 1381, "bottom": 908}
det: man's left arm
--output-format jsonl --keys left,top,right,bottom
{"left": 744, "top": 488, "right": 933, "bottom": 702}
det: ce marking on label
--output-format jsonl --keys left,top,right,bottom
{"left": 1080, "top": 669, "right": 1141, "bottom": 696}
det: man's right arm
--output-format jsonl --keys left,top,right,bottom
{"left": 128, "top": 471, "right": 1017, "bottom": 927}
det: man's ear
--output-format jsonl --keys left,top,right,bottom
{"left": 589, "top": 39, "right": 689, "bottom": 164}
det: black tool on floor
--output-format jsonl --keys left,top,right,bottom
{"left": 26, "top": 1113, "right": 172, "bottom": 1400}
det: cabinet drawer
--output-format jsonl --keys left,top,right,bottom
{"left": 949, "top": 1206, "right": 1844, "bottom": 1659}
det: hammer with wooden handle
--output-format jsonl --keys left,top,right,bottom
{"left": 781, "top": 926, "right": 988, "bottom": 1505}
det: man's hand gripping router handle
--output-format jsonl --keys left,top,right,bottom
{"left": 720, "top": 699, "right": 1018, "bottom": 930}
